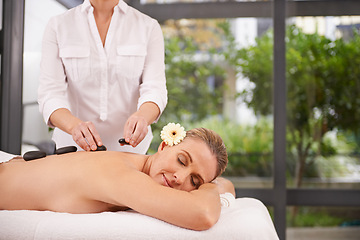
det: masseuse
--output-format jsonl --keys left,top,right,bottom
{"left": 0, "top": 126, "right": 234, "bottom": 230}
{"left": 38, "top": 0, "right": 167, "bottom": 153}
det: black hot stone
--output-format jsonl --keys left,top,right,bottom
{"left": 94, "top": 145, "right": 107, "bottom": 151}
{"left": 23, "top": 151, "right": 47, "bottom": 161}
{"left": 55, "top": 146, "right": 77, "bottom": 155}
{"left": 118, "top": 138, "right": 130, "bottom": 145}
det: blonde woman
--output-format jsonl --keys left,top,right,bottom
{"left": 0, "top": 128, "right": 234, "bottom": 230}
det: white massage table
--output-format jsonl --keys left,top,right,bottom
{"left": 0, "top": 197, "right": 279, "bottom": 240}
{"left": 0, "top": 151, "right": 279, "bottom": 240}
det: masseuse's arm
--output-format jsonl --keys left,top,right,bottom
{"left": 38, "top": 18, "right": 102, "bottom": 152}
{"left": 123, "top": 20, "right": 167, "bottom": 148}
{"left": 96, "top": 169, "right": 221, "bottom": 231}
{"left": 49, "top": 108, "right": 102, "bottom": 151}
{"left": 123, "top": 102, "right": 160, "bottom": 147}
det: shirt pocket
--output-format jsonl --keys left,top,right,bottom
{"left": 59, "top": 46, "right": 90, "bottom": 82}
{"left": 116, "top": 45, "right": 147, "bottom": 80}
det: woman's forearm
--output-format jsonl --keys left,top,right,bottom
{"left": 137, "top": 102, "right": 160, "bottom": 125}
{"left": 49, "top": 108, "right": 82, "bottom": 134}
{"left": 102, "top": 171, "right": 221, "bottom": 230}
{"left": 133, "top": 183, "right": 221, "bottom": 230}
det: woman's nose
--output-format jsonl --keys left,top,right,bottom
{"left": 173, "top": 170, "right": 188, "bottom": 185}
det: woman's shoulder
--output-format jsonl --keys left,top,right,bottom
{"left": 126, "top": 5, "right": 159, "bottom": 26}
{"left": 47, "top": 5, "right": 84, "bottom": 26}
{"left": 85, "top": 151, "right": 144, "bottom": 170}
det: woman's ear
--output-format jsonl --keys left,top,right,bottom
{"left": 158, "top": 141, "right": 167, "bottom": 152}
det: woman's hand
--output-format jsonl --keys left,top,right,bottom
{"left": 71, "top": 121, "right": 102, "bottom": 151}
{"left": 212, "top": 177, "right": 236, "bottom": 197}
{"left": 123, "top": 114, "right": 148, "bottom": 148}
{"left": 49, "top": 108, "right": 103, "bottom": 151}
{"left": 122, "top": 102, "right": 160, "bottom": 148}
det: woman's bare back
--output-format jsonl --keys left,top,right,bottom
{"left": 0, "top": 151, "right": 139, "bottom": 213}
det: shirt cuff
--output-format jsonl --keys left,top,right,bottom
{"left": 42, "top": 98, "right": 70, "bottom": 128}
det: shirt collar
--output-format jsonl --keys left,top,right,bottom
{"left": 81, "top": 0, "right": 128, "bottom": 14}
{"left": 117, "top": 0, "right": 129, "bottom": 14}
{"left": 80, "top": 0, "right": 92, "bottom": 12}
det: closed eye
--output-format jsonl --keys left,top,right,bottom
{"left": 178, "top": 158, "right": 185, "bottom": 166}
{"left": 191, "top": 176, "right": 200, "bottom": 188}
{"left": 177, "top": 154, "right": 187, "bottom": 166}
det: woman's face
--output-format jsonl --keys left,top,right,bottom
{"left": 148, "top": 138, "right": 217, "bottom": 192}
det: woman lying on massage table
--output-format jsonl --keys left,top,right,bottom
{"left": 0, "top": 126, "right": 234, "bottom": 231}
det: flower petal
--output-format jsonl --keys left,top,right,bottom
{"left": 160, "top": 123, "right": 186, "bottom": 146}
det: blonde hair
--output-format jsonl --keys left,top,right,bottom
{"left": 185, "top": 128, "right": 228, "bottom": 179}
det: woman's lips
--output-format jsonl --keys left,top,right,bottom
{"left": 162, "top": 174, "right": 172, "bottom": 188}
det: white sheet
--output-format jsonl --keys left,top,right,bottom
{"left": 0, "top": 151, "right": 17, "bottom": 163}
{"left": 0, "top": 197, "right": 279, "bottom": 240}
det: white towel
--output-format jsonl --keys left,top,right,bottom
{"left": 220, "top": 192, "right": 235, "bottom": 207}
{"left": 0, "top": 151, "right": 17, "bottom": 163}
{"left": 0, "top": 198, "right": 279, "bottom": 240}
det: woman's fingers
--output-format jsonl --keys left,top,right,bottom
{"left": 72, "top": 121, "right": 102, "bottom": 151}
{"left": 87, "top": 121, "right": 102, "bottom": 147}
{"left": 130, "top": 120, "right": 148, "bottom": 147}
{"left": 123, "top": 118, "right": 136, "bottom": 144}
{"left": 123, "top": 116, "right": 148, "bottom": 147}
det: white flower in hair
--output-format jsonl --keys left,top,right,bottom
{"left": 160, "top": 123, "right": 186, "bottom": 146}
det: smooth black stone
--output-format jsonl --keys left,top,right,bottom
{"left": 94, "top": 145, "right": 107, "bottom": 151}
{"left": 118, "top": 138, "right": 130, "bottom": 145}
{"left": 23, "top": 151, "right": 47, "bottom": 161}
{"left": 55, "top": 146, "right": 77, "bottom": 155}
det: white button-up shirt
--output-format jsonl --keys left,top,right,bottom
{"left": 38, "top": 0, "right": 167, "bottom": 153}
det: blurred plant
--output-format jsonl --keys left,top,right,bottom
{"left": 234, "top": 25, "right": 360, "bottom": 188}
{"left": 286, "top": 207, "right": 346, "bottom": 227}
{"left": 152, "top": 20, "right": 228, "bottom": 136}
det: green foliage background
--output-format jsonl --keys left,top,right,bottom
{"left": 150, "top": 21, "right": 359, "bottom": 184}
{"left": 235, "top": 25, "right": 360, "bottom": 186}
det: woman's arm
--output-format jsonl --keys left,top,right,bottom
{"left": 95, "top": 168, "right": 221, "bottom": 230}
{"left": 88, "top": 23, "right": 166, "bottom": 148}
{"left": 38, "top": 17, "right": 103, "bottom": 152}
{"left": 138, "top": 21, "right": 167, "bottom": 116}
{"left": 123, "top": 21, "right": 168, "bottom": 148}
{"left": 38, "top": 17, "right": 69, "bottom": 129}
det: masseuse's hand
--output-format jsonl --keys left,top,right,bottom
{"left": 49, "top": 108, "right": 103, "bottom": 151}
{"left": 123, "top": 113, "right": 148, "bottom": 148}
{"left": 122, "top": 102, "right": 160, "bottom": 148}
{"left": 71, "top": 121, "right": 103, "bottom": 151}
